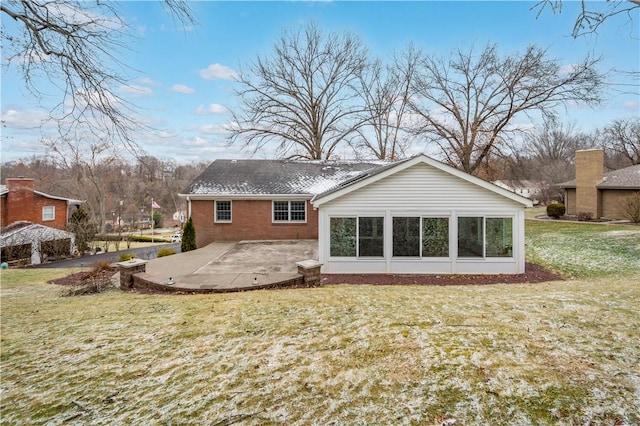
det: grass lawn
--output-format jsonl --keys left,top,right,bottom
{"left": 1, "top": 221, "right": 639, "bottom": 425}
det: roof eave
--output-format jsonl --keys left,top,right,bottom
{"left": 179, "top": 193, "right": 312, "bottom": 201}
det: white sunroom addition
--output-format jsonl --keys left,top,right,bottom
{"left": 312, "top": 155, "right": 533, "bottom": 275}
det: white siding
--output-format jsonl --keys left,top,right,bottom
{"left": 318, "top": 163, "right": 527, "bottom": 275}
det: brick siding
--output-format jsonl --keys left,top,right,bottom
{"left": 191, "top": 199, "right": 318, "bottom": 247}
{"left": 1, "top": 179, "right": 69, "bottom": 230}
{"left": 575, "top": 149, "right": 604, "bottom": 218}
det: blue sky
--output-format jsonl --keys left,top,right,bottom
{"left": 1, "top": 1, "right": 638, "bottom": 164}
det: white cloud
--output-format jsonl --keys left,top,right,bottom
{"left": 622, "top": 100, "right": 639, "bottom": 110}
{"left": 195, "top": 103, "right": 228, "bottom": 115}
{"left": 200, "top": 63, "right": 239, "bottom": 80}
{"left": 170, "top": 84, "right": 196, "bottom": 94}
{"left": 198, "top": 123, "right": 232, "bottom": 135}
{"left": 1, "top": 109, "right": 51, "bottom": 129}
{"left": 136, "top": 77, "right": 158, "bottom": 86}
{"left": 119, "top": 85, "right": 153, "bottom": 96}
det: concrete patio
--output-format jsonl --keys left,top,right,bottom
{"left": 124, "top": 240, "right": 319, "bottom": 293}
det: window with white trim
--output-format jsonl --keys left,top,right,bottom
{"left": 393, "top": 216, "right": 450, "bottom": 258}
{"left": 329, "top": 216, "right": 384, "bottom": 258}
{"left": 42, "top": 206, "right": 55, "bottom": 221}
{"left": 273, "top": 201, "right": 306, "bottom": 223}
{"left": 457, "top": 216, "right": 513, "bottom": 258}
{"left": 215, "top": 201, "right": 232, "bottom": 222}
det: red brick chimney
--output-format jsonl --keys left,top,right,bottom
{"left": 5, "top": 177, "right": 36, "bottom": 192}
{"left": 575, "top": 149, "right": 604, "bottom": 218}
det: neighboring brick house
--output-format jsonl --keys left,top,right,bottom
{"left": 1, "top": 177, "right": 82, "bottom": 230}
{"left": 1, "top": 178, "right": 82, "bottom": 265}
{"left": 557, "top": 149, "right": 640, "bottom": 220}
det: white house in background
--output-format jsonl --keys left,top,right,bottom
{"left": 492, "top": 180, "right": 543, "bottom": 204}
{"left": 311, "top": 155, "right": 533, "bottom": 274}
{"left": 0, "top": 221, "right": 76, "bottom": 265}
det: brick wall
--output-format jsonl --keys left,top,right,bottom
{"left": 191, "top": 199, "right": 318, "bottom": 247}
{"left": 575, "top": 149, "right": 604, "bottom": 219}
{"left": 601, "top": 189, "right": 638, "bottom": 220}
{"left": 564, "top": 188, "right": 577, "bottom": 215}
{"left": 1, "top": 178, "right": 69, "bottom": 230}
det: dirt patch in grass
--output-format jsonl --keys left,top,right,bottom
{"left": 322, "top": 262, "right": 562, "bottom": 285}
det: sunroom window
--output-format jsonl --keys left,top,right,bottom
{"left": 458, "top": 216, "right": 513, "bottom": 258}
{"left": 422, "top": 217, "right": 449, "bottom": 257}
{"left": 393, "top": 217, "right": 420, "bottom": 257}
{"left": 486, "top": 217, "right": 513, "bottom": 257}
{"left": 330, "top": 217, "right": 356, "bottom": 257}
{"left": 330, "top": 216, "right": 384, "bottom": 257}
{"left": 358, "top": 217, "right": 384, "bottom": 257}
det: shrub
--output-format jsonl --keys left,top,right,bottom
{"left": 577, "top": 211, "right": 592, "bottom": 221}
{"left": 546, "top": 202, "right": 566, "bottom": 218}
{"left": 181, "top": 217, "right": 197, "bottom": 252}
{"left": 118, "top": 253, "right": 135, "bottom": 262}
{"left": 62, "top": 261, "right": 115, "bottom": 296}
{"left": 156, "top": 248, "right": 176, "bottom": 258}
{"left": 618, "top": 192, "right": 640, "bottom": 223}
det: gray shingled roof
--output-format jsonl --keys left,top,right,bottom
{"left": 557, "top": 164, "right": 640, "bottom": 189}
{"left": 182, "top": 159, "right": 393, "bottom": 196}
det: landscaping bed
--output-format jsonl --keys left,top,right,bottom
{"left": 323, "top": 262, "right": 561, "bottom": 285}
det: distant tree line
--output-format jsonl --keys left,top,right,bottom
{"left": 1, "top": 155, "right": 207, "bottom": 233}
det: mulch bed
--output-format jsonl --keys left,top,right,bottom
{"left": 47, "top": 263, "right": 561, "bottom": 293}
{"left": 321, "top": 263, "right": 562, "bottom": 286}
{"left": 49, "top": 267, "right": 117, "bottom": 286}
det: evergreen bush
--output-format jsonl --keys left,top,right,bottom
{"left": 546, "top": 202, "right": 566, "bottom": 218}
{"left": 181, "top": 217, "right": 196, "bottom": 252}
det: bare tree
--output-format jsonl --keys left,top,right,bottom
{"left": 603, "top": 117, "right": 640, "bottom": 165}
{"left": 532, "top": 0, "right": 640, "bottom": 38}
{"left": 229, "top": 23, "right": 370, "bottom": 160}
{"left": 1, "top": 0, "right": 194, "bottom": 151}
{"left": 354, "top": 44, "right": 421, "bottom": 160}
{"left": 408, "top": 44, "right": 604, "bottom": 174}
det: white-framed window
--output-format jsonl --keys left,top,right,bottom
{"left": 272, "top": 201, "right": 306, "bottom": 223}
{"left": 215, "top": 200, "right": 232, "bottom": 223}
{"left": 42, "top": 206, "right": 55, "bottom": 221}
{"left": 392, "top": 216, "right": 450, "bottom": 258}
{"left": 329, "top": 216, "right": 384, "bottom": 258}
{"left": 457, "top": 216, "right": 513, "bottom": 258}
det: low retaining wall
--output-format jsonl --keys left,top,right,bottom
{"left": 131, "top": 272, "right": 310, "bottom": 294}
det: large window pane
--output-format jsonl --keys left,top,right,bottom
{"left": 359, "top": 217, "right": 384, "bottom": 257}
{"left": 458, "top": 217, "right": 483, "bottom": 257}
{"left": 422, "top": 217, "right": 449, "bottom": 257}
{"left": 393, "top": 217, "right": 420, "bottom": 257}
{"left": 273, "top": 201, "right": 289, "bottom": 221}
{"left": 330, "top": 217, "right": 356, "bottom": 257}
{"left": 486, "top": 217, "right": 513, "bottom": 257}
{"left": 290, "top": 201, "right": 306, "bottom": 221}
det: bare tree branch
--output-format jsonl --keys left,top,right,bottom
{"left": 409, "top": 44, "right": 604, "bottom": 174}
{"left": 1, "top": 0, "right": 194, "bottom": 153}
{"left": 229, "top": 23, "right": 370, "bottom": 160}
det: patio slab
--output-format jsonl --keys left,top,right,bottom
{"left": 135, "top": 240, "right": 318, "bottom": 293}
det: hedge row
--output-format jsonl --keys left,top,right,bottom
{"left": 95, "top": 234, "right": 171, "bottom": 243}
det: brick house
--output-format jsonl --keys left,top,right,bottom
{"left": 557, "top": 149, "right": 640, "bottom": 219}
{"left": 1, "top": 177, "right": 82, "bottom": 230}
{"left": 181, "top": 156, "right": 533, "bottom": 274}
{"left": 1, "top": 178, "right": 82, "bottom": 265}
{"left": 179, "top": 159, "right": 385, "bottom": 248}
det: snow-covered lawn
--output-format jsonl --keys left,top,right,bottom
{"left": 1, "top": 267, "right": 639, "bottom": 425}
{"left": 526, "top": 220, "right": 640, "bottom": 278}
